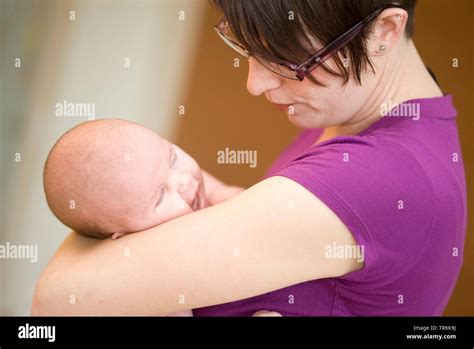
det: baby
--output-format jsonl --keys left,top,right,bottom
{"left": 43, "top": 118, "right": 208, "bottom": 240}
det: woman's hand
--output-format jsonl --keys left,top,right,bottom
{"left": 252, "top": 310, "right": 282, "bottom": 317}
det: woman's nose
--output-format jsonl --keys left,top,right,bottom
{"left": 246, "top": 57, "right": 282, "bottom": 96}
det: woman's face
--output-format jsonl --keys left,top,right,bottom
{"left": 246, "top": 55, "right": 381, "bottom": 130}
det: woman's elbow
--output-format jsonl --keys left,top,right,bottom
{"left": 31, "top": 271, "right": 65, "bottom": 316}
{"left": 30, "top": 290, "right": 43, "bottom": 316}
{"left": 31, "top": 278, "right": 48, "bottom": 316}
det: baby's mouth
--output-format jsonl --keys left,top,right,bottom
{"left": 191, "top": 190, "right": 201, "bottom": 211}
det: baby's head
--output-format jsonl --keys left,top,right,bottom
{"left": 44, "top": 119, "right": 207, "bottom": 239}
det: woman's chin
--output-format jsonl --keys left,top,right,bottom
{"left": 287, "top": 111, "right": 323, "bottom": 129}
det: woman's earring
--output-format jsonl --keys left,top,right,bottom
{"left": 379, "top": 44, "right": 387, "bottom": 52}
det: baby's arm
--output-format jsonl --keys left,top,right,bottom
{"left": 202, "top": 170, "right": 245, "bottom": 205}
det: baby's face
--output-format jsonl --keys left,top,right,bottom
{"left": 149, "top": 141, "right": 207, "bottom": 222}
{"left": 109, "top": 135, "right": 207, "bottom": 237}
{"left": 75, "top": 123, "right": 209, "bottom": 237}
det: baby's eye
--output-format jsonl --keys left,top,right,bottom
{"left": 155, "top": 187, "right": 165, "bottom": 207}
{"left": 170, "top": 147, "right": 178, "bottom": 167}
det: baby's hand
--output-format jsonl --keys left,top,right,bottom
{"left": 219, "top": 185, "right": 245, "bottom": 202}
{"left": 202, "top": 170, "right": 245, "bottom": 206}
{"left": 208, "top": 185, "right": 245, "bottom": 206}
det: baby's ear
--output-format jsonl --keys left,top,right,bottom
{"left": 111, "top": 232, "right": 126, "bottom": 240}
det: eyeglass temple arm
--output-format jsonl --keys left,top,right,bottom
{"left": 295, "top": 3, "right": 405, "bottom": 75}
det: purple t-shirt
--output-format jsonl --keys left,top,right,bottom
{"left": 194, "top": 95, "right": 467, "bottom": 316}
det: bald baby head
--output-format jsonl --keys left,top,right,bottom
{"left": 44, "top": 119, "right": 206, "bottom": 239}
{"left": 44, "top": 119, "right": 158, "bottom": 237}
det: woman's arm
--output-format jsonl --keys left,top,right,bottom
{"left": 32, "top": 176, "right": 363, "bottom": 315}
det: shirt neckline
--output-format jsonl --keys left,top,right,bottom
{"left": 312, "top": 94, "right": 456, "bottom": 147}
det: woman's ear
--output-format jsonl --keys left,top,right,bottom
{"left": 368, "top": 8, "right": 409, "bottom": 56}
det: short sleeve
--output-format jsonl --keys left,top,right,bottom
{"left": 270, "top": 135, "right": 436, "bottom": 284}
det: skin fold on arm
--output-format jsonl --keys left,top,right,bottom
{"left": 32, "top": 176, "right": 363, "bottom": 315}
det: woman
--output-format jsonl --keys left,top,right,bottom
{"left": 32, "top": 0, "right": 466, "bottom": 316}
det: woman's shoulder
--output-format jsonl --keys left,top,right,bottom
{"left": 270, "top": 131, "right": 437, "bottom": 272}
{"left": 278, "top": 129, "right": 438, "bottom": 207}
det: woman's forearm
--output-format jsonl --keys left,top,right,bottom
{"left": 32, "top": 177, "right": 361, "bottom": 315}
{"left": 33, "top": 180, "right": 243, "bottom": 316}
{"left": 209, "top": 185, "right": 245, "bottom": 205}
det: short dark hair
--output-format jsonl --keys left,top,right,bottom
{"left": 211, "top": 0, "right": 417, "bottom": 85}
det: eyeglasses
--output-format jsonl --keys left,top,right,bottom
{"left": 214, "top": 3, "right": 406, "bottom": 81}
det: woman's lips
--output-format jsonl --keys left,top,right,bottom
{"left": 271, "top": 103, "right": 292, "bottom": 112}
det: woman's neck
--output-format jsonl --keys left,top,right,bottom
{"left": 316, "top": 40, "right": 443, "bottom": 144}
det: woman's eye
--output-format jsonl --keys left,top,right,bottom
{"left": 155, "top": 187, "right": 165, "bottom": 207}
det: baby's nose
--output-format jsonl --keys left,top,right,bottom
{"left": 176, "top": 173, "right": 198, "bottom": 202}
{"left": 177, "top": 173, "right": 191, "bottom": 191}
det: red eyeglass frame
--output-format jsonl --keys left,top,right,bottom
{"left": 214, "top": 3, "right": 407, "bottom": 81}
